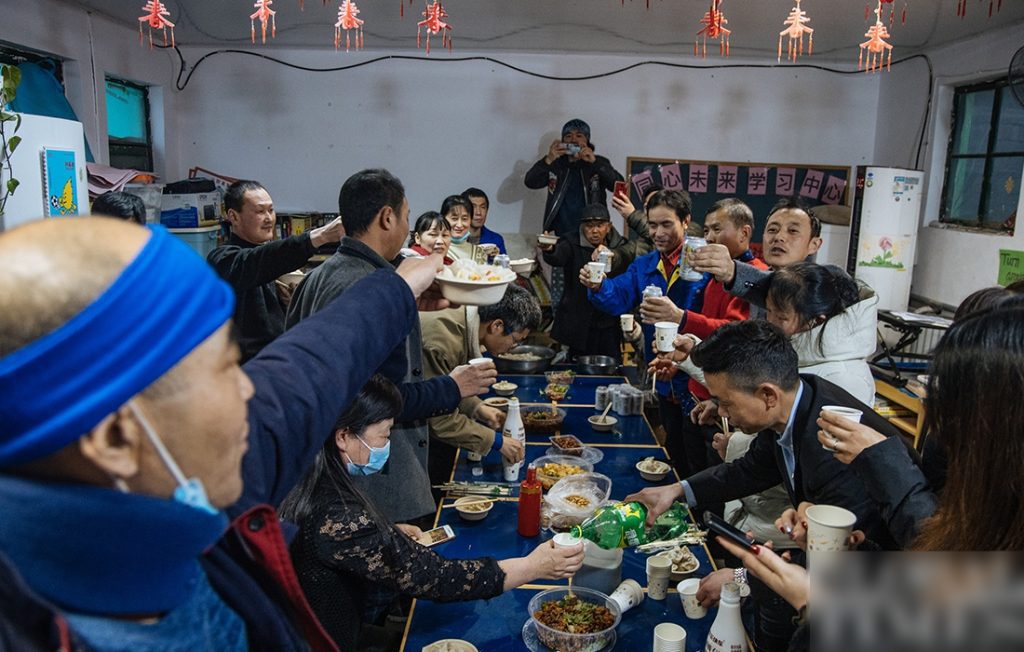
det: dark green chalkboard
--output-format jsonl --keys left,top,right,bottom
{"left": 624, "top": 157, "right": 851, "bottom": 247}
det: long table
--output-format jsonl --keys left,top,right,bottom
{"left": 401, "top": 373, "right": 717, "bottom": 652}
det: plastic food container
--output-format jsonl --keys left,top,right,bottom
{"left": 527, "top": 586, "right": 621, "bottom": 652}
{"left": 522, "top": 406, "right": 567, "bottom": 434}
{"left": 533, "top": 455, "right": 593, "bottom": 490}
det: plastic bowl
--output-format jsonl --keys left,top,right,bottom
{"left": 436, "top": 275, "right": 513, "bottom": 306}
{"left": 533, "top": 454, "right": 593, "bottom": 490}
{"left": 494, "top": 345, "right": 556, "bottom": 374}
{"left": 635, "top": 458, "right": 672, "bottom": 482}
{"left": 423, "top": 640, "right": 478, "bottom": 652}
{"left": 537, "top": 234, "right": 559, "bottom": 246}
{"left": 544, "top": 370, "right": 577, "bottom": 386}
{"left": 522, "top": 406, "right": 567, "bottom": 434}
{"left": 492, "top": 381, "right": 518, "bottom": 397}
{"left": 510, "top": 258, "right": 537, "bottom": 276}
{"left": 588, "top": 415, "right": 617, "bottom": 432}
{"left": 453, "top": 496, "right": 494, "bottom": 521}
{"left": 483, "top": 396, "right": 511, "bottom": 411}
{"left": 528, "top": 586, "right": 621, "bottom": 652}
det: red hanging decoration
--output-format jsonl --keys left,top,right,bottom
{"left": 859, "top": 1, "right": 893, "bottom": 73}
{"left": 958, "top": 0, "right": 1002, "bottom": 18}
{"left": 417, "top": 1, "right": 453, "bottom": 55}
{"left": 401, "top": 0, "right": 415, "bottom": 18}
{"left": 778, "top": 0, "right": 813, "bottom": 62}
{"left": 695, "top": 0, "right": 730, "bottom": 58}
{"left": 138, "top": 1, "right": 175, "bottom": 48}
{"left": 335, "top": 0, "right": 364, "bottom": 51}
{"left": 251, "top": 0, "right": 277, "bottom": 44}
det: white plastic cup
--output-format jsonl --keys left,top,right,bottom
{"left": 652, "top": 622, "right": 686, "bottom": 652}
{"left": 609, "top": 579, "right": 644, "bottom": 614}
{"left": 820, "top": 406, "right": 864, "bottom": 451}
{"left": 468, "top": 357, "right": 492, "bottom": 367}
{"left": 677, "top": 577, "right": 706, "bottom": 619}
{"left": 620, "top": 314, "right": 635, "bottom": 332}
{"left": 654, "top": 322, "right": 679, "bottom": 353}
{"left": 805, "top": 504, "right": 857, "bottom": 553}
{"left": 645, "top": 555, "right": 672, "bottom": 600}
{"left": 587, "top": 261, "right": 606, "bottom": 283}
{"left": 552, "top": 532, "right": 582, "bottom": 549}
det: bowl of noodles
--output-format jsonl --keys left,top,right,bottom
{"left": 436, "top": 260, "right": 516, "bottom": 306}
{"left": 527, "top": 587, "right": 620, "bottom": 652}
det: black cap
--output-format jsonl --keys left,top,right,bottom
{"left": 580, "top": 204, "right": 611, "bottom": 222}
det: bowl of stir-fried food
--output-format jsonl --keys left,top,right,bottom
{"left": 436, "top": 260, "right": 516, "bottom": 306}
{"left": 528, "top": 587, "right": 620, "bottom": 652}
{"left": 521, "top": 406, "right": 567, "bottom": 434}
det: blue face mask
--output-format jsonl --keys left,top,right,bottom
{"left": 345, "top": 436, "right": 391, "bottom": 475}
{"left": 450, "top": 231, "right": 470, "bottom": 244}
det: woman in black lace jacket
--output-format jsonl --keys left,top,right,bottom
{"left": 280, "top": 375, "right": 584, "bottom": 651}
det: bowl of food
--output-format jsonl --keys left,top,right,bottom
{"left": 492, "top": 381, "right": 518, "bottom": 397}
{"left": 636, "top": 457, "right": 672, "bottom": 482}
{"left": 533, "top": 455, "right": 593, "bottom": 490}
{"left": 436, "top": 261, "right": 516, "bottom": 306}
{"left": 655, "top": 546, "right": 700, "bottom": 581}
{"left": 494, "top": 345, "right": 556, "bottom": 374}
{"left": 544, "top": 370, "right": 577, "bottom": 385}
{"left": 483, "top": 396, "right": 510, "bottom": 411}
{"left": 576, "top": 355, "right": 618, "bottom": 376}
{"left": 510, "top": 258, "right": 537, "bottom": 276}
{"left": 528, "top": 586, "right": 620, "bottom": 652}
{"left": 537, "top": 233, "right": 559, "bottom": 247}
{"left": 549, "top": 435, "right": 585, "bottom": 456}
{"left": 543, "top": 383, "right": 570, "bottom": 401}
{"left": 423, "top": 640, "right": 478, "bottom": 652}
{"left": 522, "top": 406, "right": 567, "bottom": 434}
{"left": 588, "top": 415, "right": 617, "bottom": 432}
{"left": 453, "top": 496, "right": 494, "bottom": 521}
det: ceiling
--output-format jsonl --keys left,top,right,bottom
{"left": 69, "top": 0, "right": 1024, "bottom": 60}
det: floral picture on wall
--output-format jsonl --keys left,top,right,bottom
{"left": 858, "top": 235, "right": 907, "bottom": 270}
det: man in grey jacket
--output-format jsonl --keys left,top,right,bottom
{"left": 287, "top": 169, "right": 494, "bottom": 523}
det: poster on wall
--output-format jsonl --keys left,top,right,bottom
{"left": 998, "top": 249, "right": 1024, "bottom": 286}
{"left": 41, "top": 148, "right": 79, "bottom": 217}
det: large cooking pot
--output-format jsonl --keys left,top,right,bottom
{"left": 492, "top": 345, "right": 555, "bottom": 374}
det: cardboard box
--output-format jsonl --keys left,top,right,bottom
{"left": 160, "top": 192, "right": 222, "bottom": 228}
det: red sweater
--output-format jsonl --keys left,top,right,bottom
{"left": 681, "top": 253, "right": 768, "bottom": 400}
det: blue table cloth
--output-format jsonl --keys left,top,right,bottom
{"left": 484, "top": 374, "right": 628, "bottom": 406}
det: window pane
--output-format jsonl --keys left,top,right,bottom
{"left": 994, "top": 87, "right": 1024, "bottom": 154}
{"left": 106, "top": 80, "right": 148, "bottom": 142}
{"left": 943, "top": 157, "right": 985, "bottom": 221}
{"left": 984, "top": 156, "right": 1023, "bottom": 224}
{"left": 952, "top": 89, "right": 994, "bottom": 155}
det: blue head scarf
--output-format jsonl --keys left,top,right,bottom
{"left": 0, "top": 226, "right": 234, "bottom": 467}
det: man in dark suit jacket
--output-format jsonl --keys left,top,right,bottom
{"left": 627, "top": 319, "right": 913, "bottom": 651}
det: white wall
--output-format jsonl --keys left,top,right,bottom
{"left": 170, "top": 46, "right": 879, "bottom": 233}
{"left": 876, "top": 24, "right": 1024, "bottom": 307}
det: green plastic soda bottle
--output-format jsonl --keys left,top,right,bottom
{"left": 571, "top": 501, "right": 690, "bottom": 550}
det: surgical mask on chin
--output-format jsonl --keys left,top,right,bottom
{"left": 345, "top": 436, "right": 391, "bottom": 476}
{"left": 127, "top": 401, "right": 220, "bottom": 515}
{"left": 450, "top": 231, "right": 470, "bottom": 245}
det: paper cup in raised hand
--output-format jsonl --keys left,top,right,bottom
{"left": 677, "top": 578, "right": 706, "bottom": 619}
{"left": 654, "top": 322, "right": 679, "bottom": 353}
{"left": 586, "top": 261, "right": 606, "bottom": 283}
{"left": 820, "top": 405, "right": 864, "bottom": 451}
{"left": 620, "top": 313, "right": 635, "bottom": 332}
{"left": 805, "top": 504, "right": 857, "bottom": 555}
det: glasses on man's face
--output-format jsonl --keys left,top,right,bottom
{"left": 509, "top": 331, "right": 527, "bottom": 347}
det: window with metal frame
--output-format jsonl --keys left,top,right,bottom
{"left": 939, "top": 77, "right": 1024, "bottom": 233}
{"left": 105, "top": 77, "right": 153, "bottom": 172}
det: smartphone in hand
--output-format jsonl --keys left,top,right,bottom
{"left": 416, "top": 525, "right": 456, "bottom": 548}
{"left": 703, "top": 511, "right": 759, "bottom": 551}
{"left": 613, "top": 180, "right": 628, "bottom": 198}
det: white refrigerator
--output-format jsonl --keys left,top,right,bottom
{"left": 845, "top": 166, "right": 924, "bottom": 312}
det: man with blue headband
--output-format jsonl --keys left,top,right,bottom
{"left": 0, "top": 217, "right": 443, "bottom": 651}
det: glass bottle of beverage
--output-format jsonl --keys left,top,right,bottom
{"left": 642, "top": 284, "right": 663, "bottom": 299}
{"left": 517, "top": 465, "right": 542, "bottom": 537}
{"left": 705, "top": 582, "right": 748, "bottom": 652}
{"left": 502, "top": 398, "right": 525, "bottom": 482}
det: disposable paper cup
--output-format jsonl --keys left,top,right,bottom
{"left": 620, "top": 314, "right": 635, "bottom": 331}
{"left": 587, "top": 262, "right": 606, "bottom": 283}
{"left": 677, "top": 578, "right": 706, "bottom": 619}
{"left": 654, "top": 322, "right": 679, "bottom": 353}
{"left": 653, "top": 622, "right": 686, "bottom": 652}
{"left": 552, "top": 532, "right": 582, "bottom": 549}
{"left": 805, "top": 504, "right": 857, "bottom": 553}
{"left": 502, "top": 460, "right": 521, "bottom": 482}
{"left": 646, "top": 555, "right": 672, "bottom": 600}
{"left": 609, "top": 579, "right": 644, "bottom": 613}
{"left": 820, "top": 406, "right": 864, "bottom": 451}
{"left": 468, "top": 357, "right": 492, "bottom": 367}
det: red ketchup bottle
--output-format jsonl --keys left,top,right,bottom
{"left": 517, "top": 465, "right": 542, "bottom": 537}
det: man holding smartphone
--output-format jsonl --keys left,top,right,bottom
{"left": 524, "top": 119, "right": 623, "bottom": 239}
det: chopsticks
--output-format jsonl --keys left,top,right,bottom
{"left": 721, "top": 416, "right": 730, "bottom": 434}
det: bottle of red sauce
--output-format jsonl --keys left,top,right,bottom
{"left": 517, "top": 465, "right": 542, "bottom": 537}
